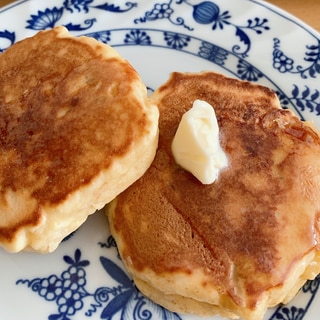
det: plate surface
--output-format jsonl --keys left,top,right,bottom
{"left": 0, "top": 0, "right": 320, "bottom": 319}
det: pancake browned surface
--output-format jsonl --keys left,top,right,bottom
{"left": 108, "top": 72, "right": 320, "bottom": 320}
{"left": 0, "top": 26, "right": 159, "bottom": 253}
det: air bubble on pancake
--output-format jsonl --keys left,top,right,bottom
{"left": 108, "top": 82, "right": 120, "bottom": 98}
{"left": 57, "top": 106, "right": 71, "bottom": 118}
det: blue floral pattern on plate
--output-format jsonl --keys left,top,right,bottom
{"left": 17, "top": 244, "right": 182, "bottom": 320}
{"left": 0, "top": 1, "right": 319, "bottom": 319}
{"left": 134, "top": 0, "right": 270, "bottom": 57}
{"left": 15, "top": 233, "right": 320, "bottom": 320}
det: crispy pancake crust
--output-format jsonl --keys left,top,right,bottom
{"left": 108, "top": 72, "right": 320, "bottom": 320}
{"left": 0, "top": 27, "right": 159, "bottom": 252}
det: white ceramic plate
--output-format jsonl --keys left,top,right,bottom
{"left": 0, "top": 0, "right": 319, "bottom": 319}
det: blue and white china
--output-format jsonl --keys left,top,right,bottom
{"left": 0, "top": 1, "right": 319, "bottom": 319}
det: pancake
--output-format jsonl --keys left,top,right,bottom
{"left": 107, "top": 72, "right": 320, "bottom": 320}
{"left": 0, "top": 26, "right": 159, "bottom": 253}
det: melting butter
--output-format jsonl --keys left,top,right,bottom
{"left": 171, "top": 99, "right": 228, "bottom": 184}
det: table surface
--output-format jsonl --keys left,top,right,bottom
{"left": 0, "top": 0, "right": 319, "bottom": 33}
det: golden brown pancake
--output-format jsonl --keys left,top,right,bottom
{"left": 0, "top": 26, "right": 159, "bottom": 253}
{"left": 108, "top": 72, "right": 320, "bottom": 320}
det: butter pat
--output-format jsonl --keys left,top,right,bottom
{"left": 171, "top": 100, "right": 228, "bottom": 184}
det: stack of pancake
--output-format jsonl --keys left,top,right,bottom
{"left": 108, "top": 72, "right": 320, "bottom": 319}
{"left": 1, "top": 26, "right": 320, "bottom": 320}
